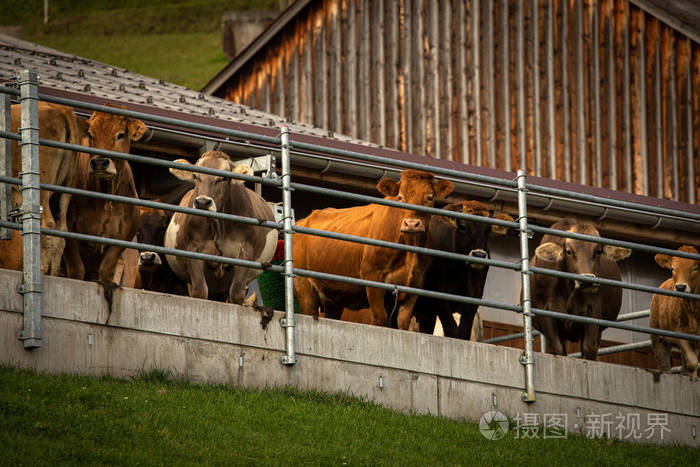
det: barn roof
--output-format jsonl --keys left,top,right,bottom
{"left": 202, "top": 0, "right": 700, "bottom": 96}
{"left": 0, "top": 33, "right": 373, "bottom": 146}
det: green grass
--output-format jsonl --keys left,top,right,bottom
{"left": 32, "top": 33, "right": 229, "bottom": 90}
{"left": 0, "top": 366, "right": 696, "bottom": 465}
{"left": 2, "top": 0, "right": 279, "bottom": 90}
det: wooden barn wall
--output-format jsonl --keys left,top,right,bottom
{"left": 217, "top": 0, "right": 700, "bottom": 204}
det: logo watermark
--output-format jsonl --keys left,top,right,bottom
{"left": 479, "top": 411, "right": 509, "bottom": 440}
{"left": 479, "top": 411, "right": 671, "bottom": 441}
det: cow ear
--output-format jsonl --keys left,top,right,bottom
{"left": 603, "top": 245, "right": 631, "bottom": 262}
{"left": 535, "top": 242, "right": 563, "bottom": 262}
{"left": 491, "top": 213, "right": 514, "bottom": 236}
{"left": 232, "top": 164, "right": 253, "bottom": 184}
{"left": 170, "top": 159, "right": 195, "bottom": 181}
{"left": 654, "top": 253, "right": 672, "bottom": 269}
{"left": 435, "top": 179, "right": 454, "bottom": 198}
{"left": 128, "top": 118, "right": 148, "bottom": 142}
{"left": 377, "top": 178, "right": 399, "bottom": 197}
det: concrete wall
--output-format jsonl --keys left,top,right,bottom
{"left": 0, "top": 269, "right": 697, "bottom": 446}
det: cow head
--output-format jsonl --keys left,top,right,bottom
{"left": 654, "top": 245, "right": 700, "bottom": 294}
{"left": 136, "top": 207, "right": 170, "bottom": 272}
{"left": 445, "top": 201, "right": 514, "bottom": 269}
{"left": 377, "top": 170, "right": 453, "bottom": 243}
{"left": 169, "top": 150, "right": 252, "bottom": 213}
{"left": 85, "top": 104, "right": 147, "bottom": 179}
{"left": 534, "top": 223, "right": 631, "bottom": 293}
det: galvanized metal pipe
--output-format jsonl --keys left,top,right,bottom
{"left": 687, "top": 40, "right": 696, "bottom": 204}
{"left": 569, "top": 339, "right": 651, "bottom": 358}
{"left": 501, "top": 0, "right": 511, "bottom": 172}
{"left": 18, "top": 69, "right": 41, "bottom": 349}
{"left": 575, "top": 0, "right": 586, "bottom": 185}
{"left": 483, "top": 330, "right": 541, "bottom": 345}
{"left": 546, "top": 0, "right": 556, "bottom": 179}
{"left": 472, "top": 0, "right": 483, "bottom": 166}
{"left": 530, "top": 306, "right": 700, "bottom": 342}
{"left": 592, "top": 2, "right": 603, "bottom": 188}
{"left": 0, "top": 92, "right": 11, "bottom": 240}
{"left": 517, "top": 169, "right": 535, "bottom": 402}
{"left": 561, "top": 0, "right": 571, "bottom": 182}
{"left": 532, "top": 0, "right": 542, "bottom": 177}
{"left": 280, "top": 126, "right": 296, "bottom": 365}
{"left": 516, "top": 0, "right": 526, "bottom": 170}
{"left": 617, "top": 309, "right": 650, "bottom": 321}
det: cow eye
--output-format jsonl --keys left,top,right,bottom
{"left": 565, "top": 249, "right": 573, "bottom": 256}
{"left": 693, "top": 266, "right": 699, "bottom": 272}
{"left": 191, "top": 173, "right": 198, "bottom": 181}
{"left": 594, "top": 249, "right": 603, "bottom": 257}
{"left": 87, "top": 130, "right": 93, "bottom": 140}
{"left": 116, "top": 132, "right": 125, "bottom": 140}
{"left": 398, "top": 194, "right": 404, "bottom": 202}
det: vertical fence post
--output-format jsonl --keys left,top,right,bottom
{"left": 280, "top": 125, "right": 296, "bottom": 365}
{"left": 517, "top": 169, "right": 535, "bottom": 402}
{"left": 18, "top": 70, "right": 42, "bottom": 349}
{"left": 0, "top": 90, "right": 12, "bottom": 240}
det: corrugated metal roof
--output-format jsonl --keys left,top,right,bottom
{"left": 0, "top": 33, "right": 375, "bottom": 147}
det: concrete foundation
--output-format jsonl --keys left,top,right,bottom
{"left": 0, "top": 269, "right": 697, "bottom": 446}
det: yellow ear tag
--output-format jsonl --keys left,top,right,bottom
{"left": 447, "top": 217, "right": 457, "bottom": 226}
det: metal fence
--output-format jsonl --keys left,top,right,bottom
{"left": 2, "top": 69, "right": 700, "bottom": 404}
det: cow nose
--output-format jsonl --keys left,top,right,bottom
{"left": 400, "top": 218, "right": 425, "bottom": 233}
{"left": 469, "top": 249, "right": 488, "bottom": 258}
{"left": 194, "top": 196, "right": 214, "bottom": 210}
{"left": 90, "top": 157, "right": 110, "bottom": 171}
{"left": 575, "top": 273, "right": 598, "bottom": 290}
{"left": 675, "top": 283, "right": 689, "bottom": 292}
{"left": 139, "top": 251, "right": 160, "bottom": 265}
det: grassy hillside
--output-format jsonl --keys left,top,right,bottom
{"left": 1, "top": 0, "right": 279, "bottom": 90}
{"left": 0, "top": 366, "right": 696, "bottom": 465}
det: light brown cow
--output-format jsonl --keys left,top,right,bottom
{"left": 650, "top": 245, "right": 700, "bottom": 380}
{"left": 165, "top": 151, "right": 277, "bottom": 303}
{"left": 63, "top": 106, "right": 146, "bottom": 282}
{"left": 293, "top": 169, "right": 454, "bottom": 329}
{"left": 0, "top": 102, "right": 86, "bottom": 275}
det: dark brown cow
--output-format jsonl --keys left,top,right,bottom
{"left": 0, "top": 102, "right": 86, "bottom": 275}
{"left": 529, "top": 220, "right": 630, "bottom": 360}
{"left": 293, "top": 169, "right": 454, "bottom": 329}
{"left": 164, "top": 151, "right": 277, "bottom": 303}
{"left": 63, "top": 106, "right": 146, "bottom": 282}
{"left": 413, "top": 200, "right": 513, "bottom": 340}
{"left": 133, "top": 206, "right": 187, "bottom": 295}
{"left": 650, "top": 245, "right": 700, "bottom": 380}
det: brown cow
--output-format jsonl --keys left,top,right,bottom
{"left": 165, "top": 151, "right": 277, "bottom": 303}
{"left": 0, "top": 102, "right": 86, "bottom": 275}
{"left": 293, "top": 169, "right": 454, "bottom": 329}
{"left": 63, "top": 106, "right": 146, "bottom": 282}
{"left": 529, "top": 220, "right": 630, "bottom": 360}
{"left": 650, "top": 245, "right": 700, "bottom": 380}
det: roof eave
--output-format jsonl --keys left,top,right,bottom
{"left": 201, "top": 0, "right": 313, "bottom": 95}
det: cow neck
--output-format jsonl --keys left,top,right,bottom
{"left": 681, "top": 295, "right": 700, "bottom": 322}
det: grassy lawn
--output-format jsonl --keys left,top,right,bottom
{"left": 0, "top": 366, "right": 696, "bottom": 465}
{"left": 2, "top": 0, "right": 279, "bottom": 91}
{"left": 32, "top": 33, "right": 228, "bottom": 90}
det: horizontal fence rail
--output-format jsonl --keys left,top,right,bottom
{"left": 2, "top": 73, "right": 700, "bottom": 406}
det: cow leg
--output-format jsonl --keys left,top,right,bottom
{"left": 366, "top": 286, "right": 389, "bottom": 327}
{"left": 226, "top": 268, "right": 249, "bottom": 305}
{"left": 186, "top": 260, "right": 208, "bottom": 299}
{"left": 537, "top": 317, "right": 564, "bottom": 355}
{"left": 414, "top": 299, "right": 437, "bottom": 334}
{"left": 456, "top": 304, "right": 478, "bottom": 341}
{"left": 396, "top": 294, "right": 420, "bottom": 330}
{"left": 651, "top": 337, "right": 671, "bottom": 373}
{"left": 98, "top": 246, "right": 126, "bottom": 283}
{"left": 294, "top": 276, "right": 320, "bottom": 319}
{"left": 581, "top": 325, "right": 601, "bottom": 361}
{"left": 677, "top": 339, "right": 699, "bottom": 381}
{"left": 63, "top": 238, "right": 85, "bottom": 280}
{"left": 437, "top": 305, "right": 459, "bottom": 338}
{"left": 39, "top": 190, "right": 64, "bottom": 276}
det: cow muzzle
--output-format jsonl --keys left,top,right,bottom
{"left": 675, "top": 283, "right": 690, "bottom": 293}
{"left": 575, "top": 273, "right": 599, "bottom": 292}
{"left": 193, "top": 196, "right": 217, "bottom": 212}
{"left": 138, "top": 251, "right": 162, "bottom": 268}
{"left": 89, "top": 157, "right": 116, "bottom": 178}
{"left": 468, "top": 249, "right": 488, "bottom": 269}
{"left": 400, "top": 218, "right": 425, "bottom": 234}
